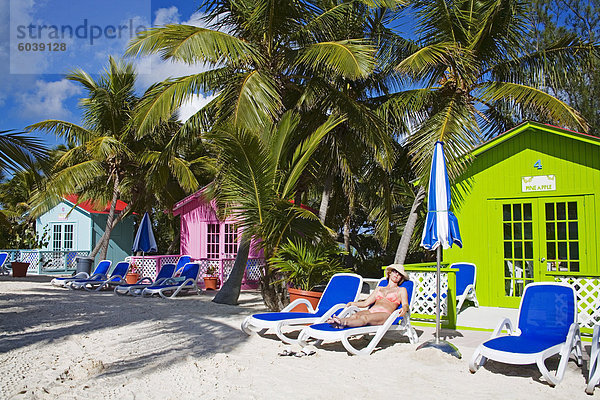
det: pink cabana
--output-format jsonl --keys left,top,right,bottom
{"left": 172, "top": 188, "right": 263, "bottom": 289}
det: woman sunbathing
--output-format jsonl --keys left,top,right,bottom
{"left": 327, "top": 264, "right": 409, "bottom": 328}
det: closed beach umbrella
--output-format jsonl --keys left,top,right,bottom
{"left": 418, "top": 141, "right": 462, "bottom": 358}
{"left": 132, "top": 212, "right": 158, "bottom": 254}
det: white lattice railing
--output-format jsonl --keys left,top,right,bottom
{"left": 126, "top": 255, "right": 264, "bottom": 289}
{"left": 0, "top": 249, "right": 90, "bottom": 274}
{"left": 408, "top": 270, "right": 449, "bottom": 316}
{"left": 553, "top": 276, "right": 600, "bottom": 330}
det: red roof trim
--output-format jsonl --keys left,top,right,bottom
{"left": 64, "top": 194, "right": 128, "bottom": 214}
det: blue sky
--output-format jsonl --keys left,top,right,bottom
{"left": 0, "top": 0, "right": 211, "bottom": 147}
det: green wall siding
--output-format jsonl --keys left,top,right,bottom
{"left": 444, "top": 123, "right": 600, "bottom": 307}
{"left": 91, "top": 214, "right": 135, "bottom": 264}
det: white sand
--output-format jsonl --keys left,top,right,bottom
{"left": 0, "top": 276, "right": 595, "bottom": 399}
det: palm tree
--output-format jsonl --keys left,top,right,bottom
{"left": 125, "top": 0, "right": 379, "bottom": 137}
{"left": 381, "top": 0, "right": 591, "bottom": 263}
{"left": 210, "top": 111, "right": 344, "bottom": 310}
{"left": 27, "top": 58, "right": 202, "bottom": 260}
{"left": 0, "top": 130, "right": 48, "bottom": 174}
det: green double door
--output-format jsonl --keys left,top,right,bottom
{"left": 489, "top": 195, "right": 592, "bottom": 308}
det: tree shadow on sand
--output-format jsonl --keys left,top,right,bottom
{"left": 0, "top": 280, "right": 268, "bottom": 380}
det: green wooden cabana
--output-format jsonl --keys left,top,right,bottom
{"left": 444, "top": 122, "right": 600, "bottom": 322}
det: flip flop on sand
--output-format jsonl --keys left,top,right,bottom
{"left": 294, "top": 347, "right": 316, "bottom": 357}
{"left": 278, "top": 349, "right": 296, "bottom": 356}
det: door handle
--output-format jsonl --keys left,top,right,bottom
{"left": 540, "top": 257, "right": 545, "bottom": 262}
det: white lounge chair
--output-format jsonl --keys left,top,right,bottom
{"left": 114, "top": 263, "right": 177, "bottom": 296}
{"left": 241, "top": 273, "right": 363, "bottom": 344}
{"left": 450, "top": 262, "right": 479, "bottom": 311}
{"left": 70, "top": 261, "right": 129, "bottom": 291}
{"left": 586, "top": 324, "right": 600, "bottom": 395}
{"left": 297, "top": 279, "right": 418, "bottom": 355}
{"left": 141, "top": 262, "right": 200, "bottom": 299}
{"left": 0, "top": 252, "right": 9, "bottom": 276}
{"left": 51, "top": 260, "right": 111, "bottom": 287}
{"left": 469, "top": 282, "right": 582, "bottom": 387}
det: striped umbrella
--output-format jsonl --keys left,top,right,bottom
{"left": 418, "top": 141, "right": 462, "bottom": 358}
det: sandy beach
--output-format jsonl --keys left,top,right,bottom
{"left": 0, "top": 276, "right": 595, "bottom": 400}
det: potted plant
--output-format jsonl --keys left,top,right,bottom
{"left": 203, "top": 265, "right": 219, "bottom": 290}
{"left": 270, "top": 239, "right": 349, "bottom": 312}
{"left": 11, "top": 261, "right": 30, "bottom": 277}
{"left": 125, "top": 262, "right": 139, "bottom": 284}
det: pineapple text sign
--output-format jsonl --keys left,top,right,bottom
{"left": 522, "top": 175, "right": 556, "bottom": 192}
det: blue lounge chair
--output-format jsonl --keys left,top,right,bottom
{"left": 0, "top": 252, "right": 9, "bottom": 275}
{"left": 141, "top": 262, "right": 200, "bottom": 299}
{"left": 114, "top": 263, "right": 177, "bottom": 296}
{"left": 451, "top": 262, "right": 479, "bottom": 311}
{"left": 297, "top": 279, "right": 417, "bottom": 355}
{"left": 241, "top": 273, "right": 363, "bottom": 344}
{"left": 469, "top": 282, "right": 582, "bottom": 387}
{"left": 51, "top": 260, "right": 112, "bottom": 288}
{"left": 587, "top": 324, "right": 600, "bottom": 395}
{"left": 70, "top": 261, "right": 130, "bottom": 291}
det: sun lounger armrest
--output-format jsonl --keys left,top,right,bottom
{"left": 282, "top": 298, "right": 315, "bottom": 313}
{"left": 491, "top": 317, "right": 514, "bottom": 338}
{"left": 339, "top": 305, "right": 361, "bottom": 318}
{"left": 317, "top": 303, "right": 349, "bottom": 322}
{"left": 73, "top": 271, "right": 89, "bottom": 279}
{"left": 137, "top": 276, "right": 154, "bottom": 284}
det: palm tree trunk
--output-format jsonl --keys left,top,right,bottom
{"left": 394, "top": 186, "right": 426, "bottom": 264}
{"left": 318, "top": 174, "right": 333, "bottom": 223}
{"left": 89, "top": 176, "right": 119, "bottom": 259}
{"left": 260, "top": 267, "right": 288, "bottom": 312}
{"left": 212, "top": 232, "right": 251, "bottom": 305}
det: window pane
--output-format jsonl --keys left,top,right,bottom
{"left": 513, "top": 204, "right": 522, "bottom": 221}
{"left": 546, "top": 223, "right": 555, "bottom": 240}
{"left": 513, "top": 223, "right": 522, "bottom": 240}
{"left": 557, "top": 222, "right": 567, "bottom": 240}
{"left": 504, "top": 261, "right": 512, "bottom": 278}
{"left": 504, "top": 223, "right": 512, "bottom": 240}
{"left": 504, "top": 242, "right": 512, "bottom": 258}
{"left": 569, "top": 242, "right": 579, "bottom": 260}
{"left": 524, "top": 261, "right": 534, "bottom": 278}
{"left": 547, "top": 242, "right": 556, "bottom": 259}
{"left": 524, "top": 241, "right": 533, "bottom": 259}
{"left": 570, "top": 261, "right": 580, "bottom": 272}
{"left": 558, "top": 242, "right": 567, "bottom": 259}
{"left": 523, "top": 203, "right": 532, "bottom": 221}
{"left": 514, "top": 242, "right": 523, "bottom": 258}
{"left": 514, "top": 261, "right": 523, "bottom": 278}
{"left": 568, "top": 222, "right": 578, "bottom": 240}
{"left": 545, "top": 203, "right": 555, "bottom": 221}
{"left": 524, "top": 222, "right": 533, "bottom": 240}
{"left": 505, "top": 279, "right": 512, "bottom": 296}
{"left": 515, "top": 281, "right": 524, "bottom": 297}
{"left": 568, "top": 202, "right": 577, "bottom": 220}
{"left": 503, "top": 204, "right": 511, "bottom": 221}
{"left": 556, "top": 202, "right": 566, "bottom": 220}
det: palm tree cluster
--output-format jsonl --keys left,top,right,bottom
{"left": 6, "top": 0, "right": 594, "bottom": 310}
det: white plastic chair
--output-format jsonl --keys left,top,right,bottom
{"left": 586, "top": 324, "right": 600, "bottom": 395}
{"left": 297, "top": 279, "right": 418, "bottom": 356}
{"left": 241, "top": 273, "right": 363, "bottom": 344}
{"left": 450, "top": 263, "right": 479, "bottom": 311}
{"left": 470, "top": 282, "right": 582, "bottom": 387}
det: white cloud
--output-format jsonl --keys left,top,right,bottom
{"left": 132, "top": 7, "right": 216, "bottom": 116}
{"left": 18, "top": 79, "right": 82, "bottom": 120}
{"left": 154, "top": 6, "right": 180, "bottom": 27}
{"left": 177, "top": 94, "right": 216, "bottom": 122}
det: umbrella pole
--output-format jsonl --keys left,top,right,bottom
{"left": 416, "top": 245, "right": 461, "bottom": 358}
{"left": 435, "top": 246, "right": 441, "bottom": 344}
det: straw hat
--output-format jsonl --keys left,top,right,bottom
{"left": 385, "top": 264, "right": 409, "bottom": 281}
